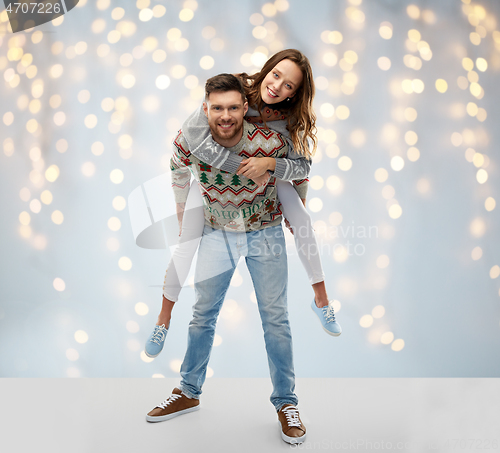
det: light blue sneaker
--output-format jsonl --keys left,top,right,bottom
{"left": 310, "top": 299, "right": 342, "bottom": 336}
{"left": 145, "top": 324, "right": 168, "bottom": 358}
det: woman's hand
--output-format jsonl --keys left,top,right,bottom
{"left": 237, "top": 157, "right": 272, "bottom": 179}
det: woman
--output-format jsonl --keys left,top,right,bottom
{"left": 145, "top": 49, "right": 341, "bottom": 358}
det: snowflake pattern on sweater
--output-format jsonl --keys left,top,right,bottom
{"left": 170, "top": 121, "right": 308, "bottom": 232}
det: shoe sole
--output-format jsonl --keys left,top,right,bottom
{"left": 146, "top": 405, "right": 200, "bottom": 423}
{"left": 310, "top": 305, "right": 342, "bottom": 337}
{"left": 278, "top": 421, "right": 306, "bottom": 444}
{"left": 144, "top": 348, "right": 162, "bottom": 358}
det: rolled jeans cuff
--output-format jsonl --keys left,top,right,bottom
{"left": 178, "top": 384, "right": 200, "bottom": 400}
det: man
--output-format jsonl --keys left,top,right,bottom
{"left": 146, "top": 74, "right": 306, "bottom": 444}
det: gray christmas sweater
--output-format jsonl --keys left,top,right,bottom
{"left": 170, "top": 120, "right": 308, "bottom": 232}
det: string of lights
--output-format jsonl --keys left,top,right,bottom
{"left": 1, "top": 0, "right": 499, "bottom": 378}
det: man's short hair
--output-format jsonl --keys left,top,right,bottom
{"left": 205, "top": 73, "right": 246, "bottom": 103}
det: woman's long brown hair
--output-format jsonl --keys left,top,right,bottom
{"left": 237, "top": 49, "right": 317, "bottom": 159}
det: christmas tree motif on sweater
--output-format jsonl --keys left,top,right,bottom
{"left": 214, "top": 174, "right": 225, "bottom": 186}
{"left": 231, "top": 174, "right": 241, "bottom": 186}
{"left": 199, "top": 172, "right": 209, "bottom": 184}
{"left": 248, "top": 179, "right": 256, "bottom": 186}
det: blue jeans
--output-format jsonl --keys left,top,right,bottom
{"left": 179, "top": 224, "right": 298, "bottom": 411}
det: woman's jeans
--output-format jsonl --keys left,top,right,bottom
{"left": 179, "top": 224, "right": 298, "bottom": 411}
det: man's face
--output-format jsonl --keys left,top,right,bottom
{"left": 203, "top": 90, "right": 248, "bottom": 147}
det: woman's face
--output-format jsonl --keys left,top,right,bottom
{"left": 260, "top": 59, "right": 304, "bottom": 105}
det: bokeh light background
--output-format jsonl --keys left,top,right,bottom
{"left": 1, "top": 0, "right": 500, "bottom": 378}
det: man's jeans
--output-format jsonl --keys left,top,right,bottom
{"left": 179, "top": 224, "right": 298, "bottom": 411}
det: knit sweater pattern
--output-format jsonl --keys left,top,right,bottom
{"left": 170, "top": 120, "right": 308, "bottom": 232}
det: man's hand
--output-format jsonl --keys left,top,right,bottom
{"left": 237, "top": 156, "right": 272, "bottom": 179}
{"left": 252, "top": 172, "right": 271, "bottom": 188}
{"left": 176, "top": 202, "right": 186, "bottom": 235}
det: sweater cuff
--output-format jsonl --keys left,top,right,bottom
{"left": 272, "top": 159, "right": 287, "bottom": 180}
{"left": 220, "top": 153, "right": 244, "bottom": 174}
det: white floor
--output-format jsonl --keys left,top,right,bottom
{"left": 1, "top": 378, "right": 499, "bottom": 453}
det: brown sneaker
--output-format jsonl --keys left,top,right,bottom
{"left": 278, "top": 404, "right": 306, "bottom": 444}
{"left": 146, "top": 387, "right": 200, "bottom": 422}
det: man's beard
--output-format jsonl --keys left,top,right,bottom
{"left": 209, "top": 120, "right": 243, "bottom": 144}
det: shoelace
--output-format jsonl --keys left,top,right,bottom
{"left": 322, "top": 304, "right": 336, "bottom": 323}
{"left": 156, "top": 393, "right": 181, "bottom": 409}
{"left": 282, "top": 406, "right": 302, "bottom": 428}
{"left": 150, "top": 325, "right": 167, "bottom": 346}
